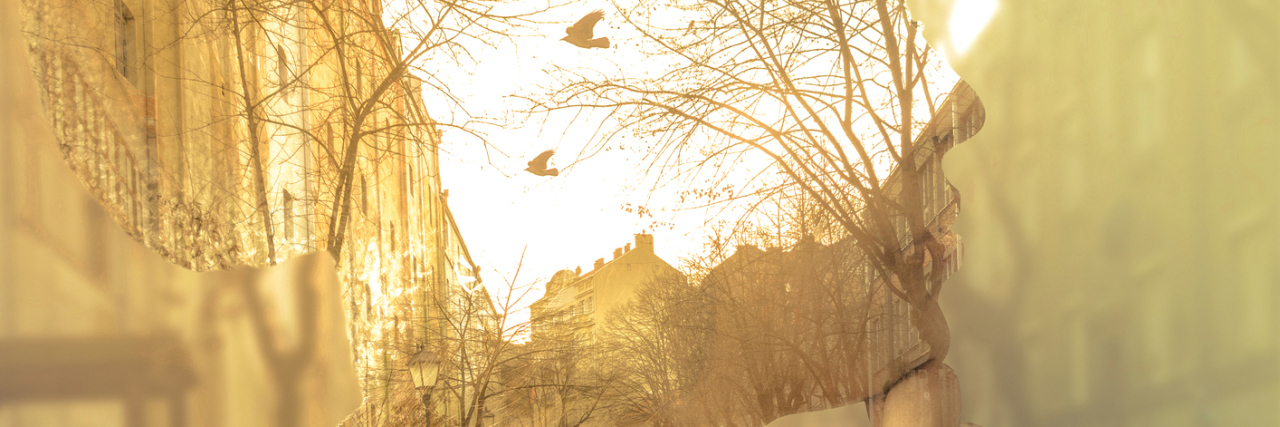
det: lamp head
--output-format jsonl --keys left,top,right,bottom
{"left": 408, "top": 349, "right": 441, "bottom": 390}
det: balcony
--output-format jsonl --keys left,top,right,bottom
{"left": 28, "top": 45, "right": 154, "bottom": 239}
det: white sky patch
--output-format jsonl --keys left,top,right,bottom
{"left": 949, "top": 0, "right": 998, "bottom": 56}
{"left": 410, "top": 7, "right": 706, "bottom": 295}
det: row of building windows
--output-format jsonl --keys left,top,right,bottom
{"left": 568, "top": 295, "right": 595, "bottom": 317}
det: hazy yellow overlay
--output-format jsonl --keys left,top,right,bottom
{"left": 3, "top": 0, "right": 1279, "bottom": 426}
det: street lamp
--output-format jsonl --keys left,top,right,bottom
{"left": 408, "top": 349, "right": 441, "bottom": 427}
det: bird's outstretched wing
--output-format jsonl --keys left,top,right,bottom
{"left": 529, "top": 150, "right": 555, "bottom": 169}
{"left": 566, "top": 10, "right": 604, "bottom": 40}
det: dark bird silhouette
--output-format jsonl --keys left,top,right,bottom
{"left": 525, "top": 150, "right": 559, "bottom": 176}
{"left": 562, "top": 10, "right": 610, "bottom": 49}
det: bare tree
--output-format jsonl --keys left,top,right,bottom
{"left": 697, "top": 237, "right": 875, "bottom": 424}
{"left": 595, "top": 273, "right": 713, "bottom": 427}
{"left": 490, "top": 265, "right": 622, "bottom": 427}
{"left": 403, "top": 250, "right": 620, "bottom": 427}
{"left": 217, "top": 0, "right": 309, "bottom": 265}
{"left": 299, "top": 0, "right": 559, "bottom": 261}
{"left": 518, "top": 317, "right": 618, "bottom": 427}
{"left": 19, "top": 0, "right": 573, "bottom": 425}
{"left": 541, "top": 0, "right": 965, "bottom": 413}
{"left": 236, "top": 252, "right": 324, "bottom": 427}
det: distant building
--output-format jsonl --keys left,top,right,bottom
{"left": 530, "top": 234, "right": 684, "bottom": 340}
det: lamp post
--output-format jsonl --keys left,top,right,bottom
{"left": 408, "top": 349, "right": 441, "bottom": 427}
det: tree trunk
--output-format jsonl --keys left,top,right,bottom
{"left": 229, "top": 0, "right": 276, "bottom": 265}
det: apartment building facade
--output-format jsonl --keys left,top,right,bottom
{"left": 530, "top": 234, "right": 684, "bottom": 341}
{"left": 5, "top": 0, "right": 485, "bottom": 425}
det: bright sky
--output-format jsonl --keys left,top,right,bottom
{"left": 949, "top": 0, "right": 999, "bottom": 56}
{"left": 394, "top": 0, "right": 996, "bottom": 317}
{"left": 413, "top": 6, "right": 704, "bottom": 302}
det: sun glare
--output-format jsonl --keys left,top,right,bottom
{"left": 949, "top": 0, "right": 998, "bottom": 56}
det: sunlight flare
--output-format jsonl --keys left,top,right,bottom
{"left": 949, "top": 0, "right": 998, "bottom": 56}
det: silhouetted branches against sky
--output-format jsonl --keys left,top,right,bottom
{"left": 538, "top": 0, "right": 958, "bottom": 360}
{"left": 278, "top": 0, "right": 566, "bottom": 259}
{"left": 109, "top": 0, "right": 564, "bottom": 267}
{"left": 597, "top": 273, "right": 714, "bottom": 424}
{"left": 423, "top": 248, "right": 622, "bottom": 427}
{"left": 183, "top": 0, "right": 575, "bottom": 261}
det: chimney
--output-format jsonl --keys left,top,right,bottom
{"left": 634, "top": 233, "right": 654, "bottom": 252}
{"left": 594, "top": 258, "right": 605, "bottom": 270}
{"left": 613, "top": 248, "right": 622, "bottom": 260}
{"left": 624, "top": 243, "right": 631, "bottom": 253}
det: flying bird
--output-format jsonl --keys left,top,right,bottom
{"left": 562, "top": 10, "right": 610, "bottom": 49}
{"left": 525, "top": 150, "right": 559, "bottom": 177}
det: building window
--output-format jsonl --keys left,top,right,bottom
{"left": 283, "top": 190, "right": 294, "bottom": 240}
{"left": 275, "top": 43, "right": 291, "bottom": 86}
{"left": 354, "top": 58, "right": 362, "bottom": 97}
{"left": 389, "top": 224, "right": 397, "bottom": 253}
{"left": 115, "top": 0, "right": 135, "bottom": 81}
{"left": 360, "top": 175, "right": 368, "bottom": 215}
